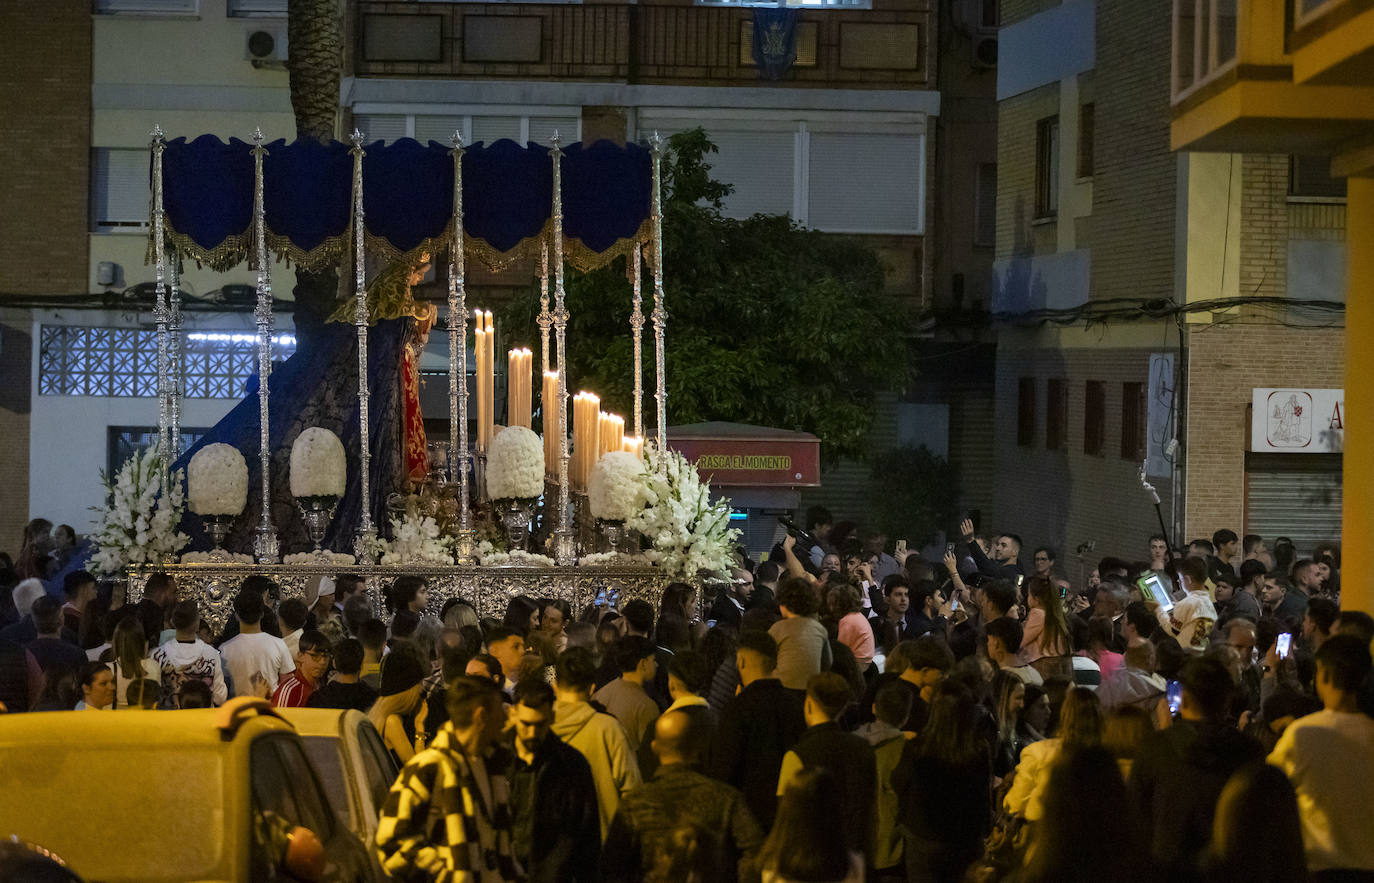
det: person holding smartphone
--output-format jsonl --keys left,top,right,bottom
{"left": 1148, "top": 556, "right": 1217, "bottom": 653}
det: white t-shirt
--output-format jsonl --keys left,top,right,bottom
{"left": 219, "top": 631, "right": 295, "bottom": 698}
{"left": 1269, "top": 709, "right": 1374, "bottom": 872}
{"left": 1158, "top": 590, "right": 1217, "bottom": 652}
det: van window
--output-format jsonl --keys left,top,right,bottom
{"left": 301, "top": 736, "right": 355, "bottom": 832}
{"left": 251, "top": 736, "right": 336, "bottom": 842}
{"left": 357, "top": 719, "right": 398, "bottom": 812}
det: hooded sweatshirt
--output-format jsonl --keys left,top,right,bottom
{"left": 152, "top": 637, "right": 228, "bottom": 707}
{"left": 551, "top": 697, "right": 642, "bottom": 839}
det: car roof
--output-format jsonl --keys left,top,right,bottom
{"left": 276, "top": 706, "right": 366, "bottom": 738}
{"left": 0, "top": 701, "right": 297, "bottom": 748}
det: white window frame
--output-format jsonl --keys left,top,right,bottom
{"left": 94, "top": 0, "right": 198, "bottom": 14}
{"left": 1170, "top": 0, "right": 1239, "bottom": 105}
{"left": 227, "top": 0, "right": 287, "bottom": 17}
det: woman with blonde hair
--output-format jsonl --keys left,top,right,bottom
{"left": 1003, "top": 686, "right": 1104, "bottom": 823}
{"left": 1021, "top": 577, "right": 1074, "bottom": 680}
{"left": 368, "top": 648, "right": 427, "bottom": 765}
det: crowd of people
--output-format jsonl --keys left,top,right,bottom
{"left": 1, "top": 511, "right": 1371, "bottom": 882}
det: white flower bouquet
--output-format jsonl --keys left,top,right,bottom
{"left": 486, "top": 425, "right": 545, "bottom": 501}
{"left": 283, "top": 551, "right": 356, "bottom": 566}
{"left": 89, "top": 447, "right": 189, "bottom": 576}
{"left": 290, "top": 427, "right": 347, "bottom": 500}
{"left": 187, "top": 443, "right": 248, "bottom": 516}
{"left": 625, "top": 443, "right": 740, "bottom": 579}
{"left": 578, "top": 551, "right": 650, "bottom": 567}
{"left": 474, "top": 540, "right": 556, "bottom": 567}
{"left": 588, "top": 451, "right": 648, "bottom": 522}
{"left": 376, "top": 512, "right": 455, "bottom": 565}
{"left": 181, "top": 550, "right": 253, "bottom": 564}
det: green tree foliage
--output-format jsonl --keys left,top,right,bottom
{"left": 503, "top": 129, "right": 916, "bottom": 465}
{"left": 867, "top": 445, "right": 959, "bottom": 546}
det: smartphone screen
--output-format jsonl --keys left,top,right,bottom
{"left": 896, "top": 539, "right": 908, "bottom": 554}
{"left": 1138, "top": 573, "right": 1174, "bottom": 612}
{"left": 1277, "top": 633, "right": 1292, "bottom": 659}
{"left": 1166, "top": 680, "right": 1182, "bottom": 715}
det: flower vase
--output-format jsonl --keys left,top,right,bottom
{"left": 297, "top": 495, "right": 339, "bottom": 552}
{"left": 601, "top": 521, "right": 624, "bottom": 556}
{"left": 502, "top": 500, "right": 534, "bottom": 553}
{"left": 202, "top": 514, "right": 235, "bottom": 560}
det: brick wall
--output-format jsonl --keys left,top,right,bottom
{"left": 0, "top": 0, "right": 89, "bottom": 551}
{"left": 1239, "top": 154, "right": 1289, "bottom": 310}
{"left": 1183, "top": 324, "right": 1345, "bottom": 541}
{"left": 0, "top": 0, "right": 90, "bottom": 296}
{"left": 996, "top": 83, "right": 1059, "bottom": 261}
{"left": 993, "top": 335, "right": 1176, "bottom": 571}
{"left": 1090, "top": 0, "right": 1177, "bottom": 302}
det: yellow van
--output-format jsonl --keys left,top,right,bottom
{"left": 0, "top": 698, "right": 373, "bottom": 882}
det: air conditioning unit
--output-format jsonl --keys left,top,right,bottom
{"left": 973, "top": 35, "right": 998, "bottom": 69}
{"left": 246, "top": 27, "right": 288, "bottom": 66}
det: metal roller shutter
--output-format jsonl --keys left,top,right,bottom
{"left": 1245, "top": 467, "right": 1342, "bottom": 558}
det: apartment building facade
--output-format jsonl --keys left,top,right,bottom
{"left": 2, "top": 0, "right": 1003, "bottom": 540}
{"left": 990, "top": 0, "right": 1346, "bottom": 569}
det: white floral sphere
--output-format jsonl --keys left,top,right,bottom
{"left": 290, "top": 427, "right": 347, "bottom": 498}
{"left": 588, "top": 450, "right": 647, "bottom": 522}
{"left": 486, "top": 425, "right": 545, "bottom": 500}
{"left": 187, "top": 443, "right": 248, "bottom": 516}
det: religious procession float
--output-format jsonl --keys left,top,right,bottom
{"left": 83, "top": 127, "right": 738, "bottom": 634}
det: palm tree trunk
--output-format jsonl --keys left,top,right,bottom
{"left": 286, "top": 0, "right": 343, "bottom": 344}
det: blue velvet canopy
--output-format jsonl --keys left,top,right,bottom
{"left": 159, "top": 135, "right": 653, "bottom": 273}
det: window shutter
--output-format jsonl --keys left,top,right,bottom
{"left": 470, "top": 116, "right": 522, "bottom": 146}
{"left": 91, "top": 148, "right": 150, "bottom": 230}
{"left": 414, "top": 115, "right": 463, "bottom": 146}
{"left": 228, "top": 0, "right": 286, "bottom": 15}
{"left": 809, "top": 132, "right": 922, "bottom": 233}
{"left": 701, "top": 129, "right": 795, "bottom": 219}
{"left": 528, "top": 116, "right": 580, "bottom": 145}
{"left": 353, "top": 114, "right": 408, "bottom": 144}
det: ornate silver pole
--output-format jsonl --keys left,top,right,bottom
{"left": 169, "top": 251, "right": 183, "bottom": 455}
{"left": 251, "top": 129, "right": 279, "bottom": 563}
{"left": 537, "top": 240, "right": 552, "bottom": 375}
{"left": 629, "top": 244, "right": 644, "bottom": 440}
{"left": 551, "top": 133, "right": 576, "bottom": 566}
{"left": 350, "top": 130, "right": 376, "bottom": 556}
{"left": 649, "top": 133, "right": 668, "bottom": 453}
{"left": 150, "top": 125, "right": 170, "bottom": 491}
{"left": 449, "top": 132, "right": 476, "bottom": 565}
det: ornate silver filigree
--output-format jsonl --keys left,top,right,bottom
{"left": 550, "top": 132, "right": 576, "bottom": 565}
{"left": 448, "top": 132, "right": 473, "bottom": 552}
{"left": 251, "top": 128, "right": 279, "bottom": 563}
{"left": 125, "top": 563, "right": 675, "bottom": 637}
{"left": 150, "top": 125, "right": 170, "bottom": 491}
{"left": 350, "top": 130, "right": 376, "bottom": 556}
{"left": 629, "top": 244, "right": 645, "bottom": 439}
{"left": 649, "top": 132, "right": 668, "bottom": 452}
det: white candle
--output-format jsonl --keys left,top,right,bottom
{"left": 542, "top": 370, "right": 561, "bottom": 474}
{"left": 622, "top": 436, "right": 644, "bottom": 457}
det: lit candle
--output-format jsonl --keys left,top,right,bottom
{"left": 474, "top": 308, "right": 487, "bottom": 452}
{"left": 622, "top": 436, "right": 644, "bottom": 458}
{"left": 573, "top": 392, "right": 600, "bottom": 489}
{"left": 598, "top": 412, "right": 624, "bottom": 461}
{"left": 542, "top": 370, "right": 561, "bottom": 474}
{"left": 508, "top": 348, "right": 533, "bottom": 430}
{"left": 480, "top": 311, "right": 495, "bottom": 451}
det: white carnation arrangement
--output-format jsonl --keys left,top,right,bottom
{"left": 181, "top": 550, "right": 253, "bottom": 564}
{"left": 284, "top": 551, "right": 355, "bottom": 566}
{"left": 588, "top": 451, "right": 648, "bottom": 522}
{"left": 579, "top": 551, "right": 650, "bottom": 567}
{"left": 474, "top": 540, "right": 555, "bottom": 567}
{"left": 187, "top": 443, "right": 249, "bottom": 516}
{"left": 485, "top": 425, "right": 545, "bottom": 500}
{"left": 89, "top": 447, "right": 189, "bottom": 576}
{"left": 625, "top": 443, "right": 740, "bottom": 579}
{"left": 374, "top": 512, "right": 455, "bottom": 565}
{"left": 290, "top": 427, "right": 347, "bottom": 500}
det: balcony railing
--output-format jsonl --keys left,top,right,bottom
{"left": 1172, "top": 0, "right": 1238, "bottom": 102}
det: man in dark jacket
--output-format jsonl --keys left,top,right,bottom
{"left": 507, "top": 680, "right": 600, "bottom": 882}
{"left": 1129, "top": 655, "right": 1265, "bottom": 874}
{"left": 709, "top": 629, "right": 805, "bottom": 829}
{"left": 776, "top": 672, "right": 877, "bottom": 863}
{"left": 604, "top": 708, "right": 764, "bottom": 882}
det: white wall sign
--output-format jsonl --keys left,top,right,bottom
{"left": 1251, "top": 388, "right": 1344, "bottom": 453}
